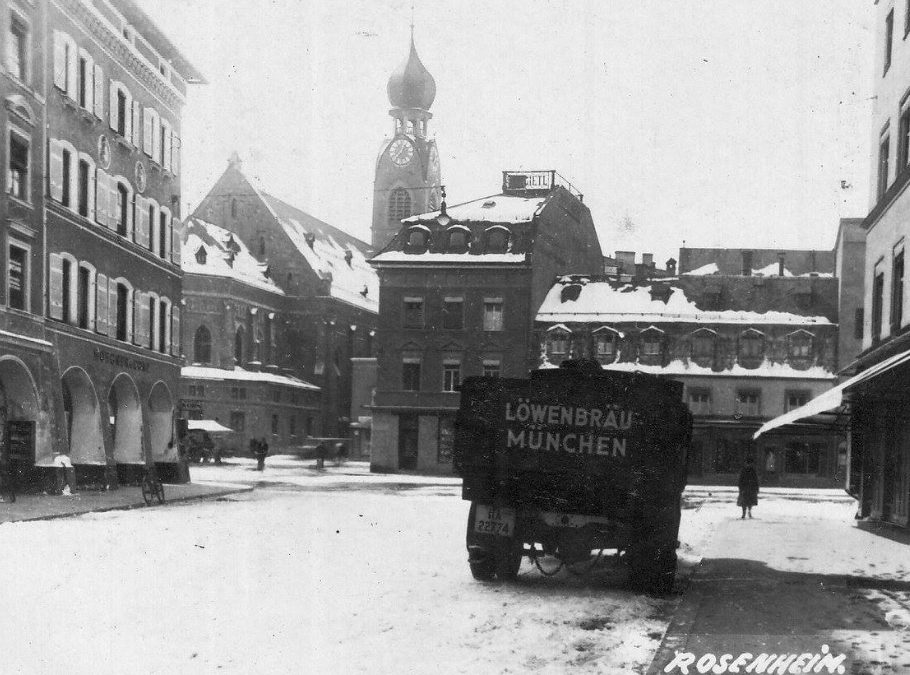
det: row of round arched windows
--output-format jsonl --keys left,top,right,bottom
{"left": 405, "top": 225, "right": 510, "bottom": 254}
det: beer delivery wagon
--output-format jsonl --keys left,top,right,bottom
{"left": 453, "top": 360, "right": 692, "bottom": 593}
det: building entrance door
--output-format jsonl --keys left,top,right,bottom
{"left": 891, "top": 420, "right": 910, "bottom": 526}
{"left": 398, "top": 414, "right": 418, "bottom": 470}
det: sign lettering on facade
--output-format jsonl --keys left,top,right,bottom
{"left": 93, "top": 348, "right": 150, "bottom": 372}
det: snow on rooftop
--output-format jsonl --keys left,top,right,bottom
{"left": 404, "top": 193, "right": 549, "bottom": 225}
{"left": 536, "top": 280, "right": 833, "bottom": 325}
{"left": 370, "top": 251, "right": 526, "bottom": 264}
{"left": 597, "top": 358, "right": 835, "bottom": 380}
{"left": 182, "top": 219, "right": 284, "bottom": 295}
{"left": 182, "top": 365, "right": 320, "bottom": 391}
{"left": 684, "top": 262, "right": 719, "bottom": 276}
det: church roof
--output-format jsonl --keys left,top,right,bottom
{"left": 182, "top": 218, "right": 284, "bottom": 295}
{"left": 387, "top": 35, "right": 436, "bottom": 110}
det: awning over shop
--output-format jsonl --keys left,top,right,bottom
{"left": 187, "top": 419, "right": 234, "bottom": 433}
{"left": 753, "top": 347, "right": 910, "bottom": 439}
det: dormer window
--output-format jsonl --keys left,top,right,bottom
{"left": 639, "top": 327, "right": 665, "bottom": 363}
{"left": 406, "top": 227, "right": 429, "bottom": 251}
{"left": 447, "top": 226, "right": 470, "bottom": 253}
{"left": 195, "top": 246, "right": 207, "bottom": 265}
{"left": 739, "top": 329, "right": 765, "bottom": 366}
{"left": 787, "top": 331, "right": 813, "bottom": 359}
{"left": 592, "top": 328, "right": 619, "bottom": 363}
{"left": 485, "top": 226, "right": 510, "bottom": 254}
{"left": 690, "top": 329, "right": 716, "bottom": 360}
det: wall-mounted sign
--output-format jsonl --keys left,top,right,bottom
{"left": 97, "top": 135, "right": 112, "bottom": 170}
{"left": 135, "top": 161, "right": 147, "bottom": 193}
{"left": 93, "top": 348, "right": 149, "bottom": 372}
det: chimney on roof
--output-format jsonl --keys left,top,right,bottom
{"left": 304, "top": 232, "right": 315, "bottom": 249}
{"left": 778, "top": 252, "right": 786, "bottom": 277}
{"left": 228, "top": 151, "right": 242, "bottom": 170}
{"left": 741, "top": 250, "right": 753, "bottom": 276}
{"left": 615, "top": 251, "right": 635, "bottom": 274}
{"left": 344, "top": 250, "right": 353, "bottom": 267}
{"left": 642, "top": 253, "right": 653, "bottom": 267}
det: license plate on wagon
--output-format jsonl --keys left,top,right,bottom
{"left": 474, "top": 505, "right": 516, "bottom": 537}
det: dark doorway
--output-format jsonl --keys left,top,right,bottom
{"left": 398, "top": 414, "right": 418, "bottom": 470}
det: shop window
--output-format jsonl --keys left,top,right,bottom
{"left": 8, "top": 132, "right": 28, "bottom": 201}
{"left": 442, "top": 297, "right": 463, "bottom": 329}
{"left": 229, "top": 411, "right": 245, "bottom": 432}
{"left": 403, "top": 297, "right": 424, "bottom": 328}
{"left": 784, "top": 442, "right": 821, "bottom": 474}
{"left": 402, "top": 360, "right": 421, "bottom": 391}
{"left": 688, "top": 389, "right": 712, "bottom": 416}
{"left": 483, "top": 299, "right": 504, "bottom": 331}
{"left": 442, "top": 362, "right": 461, "bottom": 392}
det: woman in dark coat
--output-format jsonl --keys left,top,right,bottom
{"left": 737, "top": 456, "right": 759, "bottom": 519}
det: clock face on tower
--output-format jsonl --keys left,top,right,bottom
{"left": 388, "top": 138, "right": 414, "bottom": 166}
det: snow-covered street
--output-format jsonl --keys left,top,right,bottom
{"left": 0, "top": 458, "right": 904, "bottom": 674}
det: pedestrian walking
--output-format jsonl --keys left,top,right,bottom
{"left": 737, "top": 456, "right": 759, "bottom": 519}
{"left": 255, "top": 437, "right": 268, "bottom": 471}
{"left": 315, "top": 442, "right": 327, "bottom": 470}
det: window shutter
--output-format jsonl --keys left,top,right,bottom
{"left": 86, "top": 164, "right": 96, "bottom": 221}
{"left": 108, "top": 282, "right": 118, "bottom": 338}
{"left": 124, "top": 89, "right": 133, "bottom": 141}
{"left": 107, "top": 178, "right": 119, "bottom": 231}
{"left": 126, "top": 290, "right": 134, "bottom": 344}
{"left": 93, "top": 64, "right": 104, "bottom": 118}
{"left": 87, "top": 271, "right": 96, "bottom": 332}
{"left": 161, "top": 122, "right": 172, "bottom": 171}
{"left": 65, "top": 44, "right": 77, "bottom": 99}
{"left": 171, "top": 220, "right": 182, "bottom": 265}
{"left": 171, "top": 134, "right": 180, "bottom": 175}
{"left": 126, "top": 188, "right": 134, "bottom": 240}
{"left": 152, "top": 119, "right": 161, "bottom": 164}
{"left": 148, "top": 296, "right": 158, "bottom": 351}
{"left": 165, "top": 215, "right": 173, "bottom": 259}
{"left": 143, "top": 108, "right": 153, "bottom": 155}
{"left": 82, "top": 52, "right": 94, "bottom": 110}
{"left": 109, "top": 82, "right": 118, "bottom": 131}
{"left": 135, "top": 292, "right": 149, "bottom": 348}
{"left": 49, "top": 139, "right": 64, "bottom": 202}
{"left": 131, "top": 101, "right": 142, "bottom": 146}
{"left": 94, "top": 170, "right": 108, "bottom": 227}
{"left": 171, "top": 305, "right": 181, "bottom": 356}
{"left": 53, "top": 32, "right": 67, "bottom": 90}
{"left": 48, "top": 253, "right": 64, "bottom": 320}
{"left": 95, "top": 273, "right": 109, "bottom": 335}
{"left": 135, "top": 195, "right": 149, "bottom": 248}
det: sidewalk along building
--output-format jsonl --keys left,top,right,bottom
{"left": 179, "top": 218, "right": 321, "bottom": 455}
{"left": 535, "top": 258, "right": 848, "bottom": 488}
{"left": 192, "top": 154, "right": 379, "bottom": 442}
{"left": 369, "top": 170, "right": 603, "bottom": 474}
{"left": 0, "top": 0, "right": 203, "bottom": 486}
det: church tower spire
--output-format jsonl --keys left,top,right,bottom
{"left": 371, "top": 27, "right": 442, "bottom": 250}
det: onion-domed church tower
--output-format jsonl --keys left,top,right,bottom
{"left": 371, "top": 29, "right": 442, "bottom": 250}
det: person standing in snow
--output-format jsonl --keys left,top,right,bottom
{"left": 737, "top": 456, "right": 759, "bottom": 519}
{"left": 254, "top": 438, "right": 268, "bottom": 471}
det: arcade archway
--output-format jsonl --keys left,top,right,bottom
{"left": 108, "top": 374, "right": 142, "bottom": 464}
{"left": 0, "top": 357, "right": 41, "bottom": 463}
{"left": 61, "top": 367, "right": 105, "bottom": 464}
{"left": 148, "top": 381, "right": 175, "bottom": 462}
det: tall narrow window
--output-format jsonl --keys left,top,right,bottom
{"left": 442, "top": 362, "right": 461, "bottom": 392}
{"left": 899, "top": 104, "right": 910, "bottom": 170}
{"left": 735, "top": 390, "right": 761, "bottom": 417}
{"left": 234, "top": 328, "right": 244, "bottom": 364}
{"left": 8, "top": 133, "right": 28, "bottom": 201}
{"left": 8, "top": 13, "right": 28, "bottom": 82}
{"left": 115, "top": 283, "right": 128, "bottom": 340}
{"left": 402, "top": 360, "right": 421, "bottom": 391}
{"left": 483, "top": 299, "right": 504, "bottom": 331}
{"left": 872, "top": 269, "right": 885, "bottom": 342}
{"left": 879, "top": 134, "right": 891, "bottom": 199}
{"left": 194, "top": 325, "right": 212, "bottom": 364}
{"left": 442, "top": 297, "right": 463, "bottom": 329}
{"left": 892, "top": 249, "right": 904, "bottom": 333}
{"left": 117, "top": 183, "right": 128, "bottom": 235}
{"left": 77, "top": 265, "right": 89, "bottom": 328}
{"left": 159, "top": 211, "right": 168, "bottom": 257}
{"left": 61, "top": 258, "right": 72, "bottom": 323}
{"left": 77, "top": 55, "right": 88, "bottom": 108}
{"left": 403, "top": 297, "right": 424, "bottom": 328}
{"left": 77, "top": 160, "right": 89, "bottom": 217}
{"left": 388, "top": 188, "right": 411, "bottom": 226}
{"left": 885, "top": 9, "right": 895, "bottom": 75}
{"left": 7, "top": 244, "right": 27, "bottom": 311}
{"left": 117, "top": 90, "right": 127, "bottom": 136}
{"left": 61, "top": 149, "right": 72, "bottom": 207}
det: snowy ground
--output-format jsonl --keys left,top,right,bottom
{"left": 0, "top": 457, "right": 899, "bottom": 674}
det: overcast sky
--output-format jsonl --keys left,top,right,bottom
{"left": 136, "top": 1, "right": 874, "bottom": 263}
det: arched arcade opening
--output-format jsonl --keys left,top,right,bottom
{"left": 61, "top": 367, "right": 105, "bottom": 465}
{"left": 108, "top": 374, "right": 143, "bottom": 473}
{"left": 148, "top": 381, "right": 175, "bottom": 463}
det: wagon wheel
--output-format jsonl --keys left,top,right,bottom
{"left": 154, "top": 480, "right": 166, "bottom": 505}
{"left": 141, "top": 476, "right": 154, "bottom": 506}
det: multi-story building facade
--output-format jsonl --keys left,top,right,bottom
{"left": 537, "top": 246, "right": 852, "bottom": 488}
{"left": 179, "top": 218, "right": 320, "bottom": 454}
{"left": 369, "top": 170, "right": 603, "bottom": 473}
{"left": 829, "top": 1, "right": 910, "bottom": 528}
{"left": 192, "top": 154, "right": 378, "bottom": 442}
{"left": 0, "top": 0, "right": 201, "bottom": 486}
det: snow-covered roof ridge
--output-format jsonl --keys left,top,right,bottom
{"left": 536, "top": 277, "right": 834, "bottom": 326}
{"left": 598, "top": 358, "right": 836, "bottom": 380}
{"left": 370, "top": 251, "right": 526, "bottom": 264}
{"left": 403, "top": 192, "right": 550, "bottom": 225}
{"left": 182, "top": 218, "right": 285, "bottom": 295}
{"left": 256, "top": 192, "right": 379, "bottom": 314}
{"left": 182, "top": 365, "right": 320, "bottom": 390}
